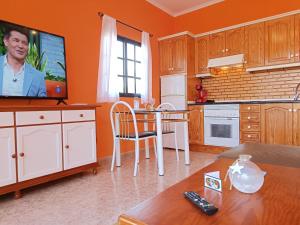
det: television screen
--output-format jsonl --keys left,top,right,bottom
{"left": 0, "top": 20, "right": 67, "bottom": 99}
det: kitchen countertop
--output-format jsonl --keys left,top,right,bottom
{"left": 188, "top": 98, "right": 300, "bottom": 105}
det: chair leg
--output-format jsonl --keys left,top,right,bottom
{"left": 174, "top": 132, "right": 179, "bottom": 161}
{"left": 134, "top": 140, "right": 139, "bottom": 176}
{"left": 111, "top": 139, "right": 116, "bottom": 171}
{"left": 153, "top": 138, "right": 157, "bottom": 158}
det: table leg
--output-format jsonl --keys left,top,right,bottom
{"left": 144, "top": 114, "right": 150, "bottom": 159}
{"left": 183, "top": 113, "right": 190, "bottom": 165}
{"left": 156, "top": 112, "right": 164, "bottom": 176}
{"left": 115, "top": 113, "right": 121, "bottom": 167}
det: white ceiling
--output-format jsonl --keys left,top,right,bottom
{"left": 146, "top": 0, "right": 224, "bottom": 17}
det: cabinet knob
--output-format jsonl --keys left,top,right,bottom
{"left": 225, "top": 48, "right": 229, "bottom": 52}
{"left": 244, "top": 60, "right": 247, "bottom": 64}
{"left": 39, "top": 115, "right": 45, "bottom": 120}
{"left": 247, "top": 116, "right": 251, "bottom": 120}
{"left": 11, "top": 153, "right": 17, "bottom": 159}
{"left": 296, "top": 53, "right": 299, "bottom": 57}
{"left": 79, "top": 114, "right": 84, "bottom": 118}
{"left": 65, "top": 145, "right": 70, "bottom": 149}
{"left": 291, "top": 54, "right": 294, "bottom": 58}
{"left": 294, "top": 109, "right": 297, "bottom": 112}
{"left": 289, "top": 109, "right": 292, "bottom": 112}
{"left": 222, "top": 49, "right": 225, "bottom": 53}
{"left": 247, "top": 125, "right": 251, "bottom": 129}
{"left": 247, "top": 107, "right": 251, "bottom": 110}
{"left": 19, "top": 152, "right": 25, "bottom": 157}
{"left": 247, "top": 135, "right": 251, "bottom": 138}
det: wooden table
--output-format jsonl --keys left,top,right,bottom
{"left": 118, "top": 157, "right": 300, "bottom": 225}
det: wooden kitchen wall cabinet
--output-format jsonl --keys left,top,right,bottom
{"left": 225, "top": 27, "right": 245, "bottom": 56}
{"left": 208, "top": 27, "right": 244, "bottom": 59}
{"left": 159, "top": 35, "right": 194, "bottom": 76}
{"left": 159, "top": 39, "right": 173, "bottom": 75}
{"left": 245, "top": 23, "right": 265, "bottom": 67}
{"left": 188, "top": 105, "right": 204, "bottom": 145}
{"left": 209, "top": 32, "right": 225, "bottom": 58}
{"left": 261, "top": 104, "right": 293, "bottom": 145}
{"left": 195, "top": 36, "right": 209, "bottom": 74}
{"left": 295, "top": 14, "right": 300, "bottom": 62}
{"left": 265, "top": 16, "right": 295, "bottom": 66}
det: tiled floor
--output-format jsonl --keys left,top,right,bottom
{"left": 0, "top": 149, "right": 217, "bottom": 225}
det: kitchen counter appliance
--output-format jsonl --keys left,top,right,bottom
{"left": 204, "top": 104, "right": 240, "bottom": 147}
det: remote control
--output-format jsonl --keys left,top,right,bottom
{"left": 184, "top": 191, "right": 218, "bottom": 216}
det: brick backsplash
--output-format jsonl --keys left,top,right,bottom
{"left": 201, "top": 67, "right": 300, "bottom": 100}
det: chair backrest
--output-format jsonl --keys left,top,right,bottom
{"left": 156, "top": 103, "right": 177, "bottom": 133}
{"left": 110, "top": 101, "right": 139, "bottom": 140}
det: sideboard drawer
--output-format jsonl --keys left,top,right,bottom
{"left": 16, "top": 111, "right": 61, "bottom": 126}
{"left": 0, "top": 112, "right": 14, "bottom": 127}
{"left": 62, "top": 110, "right": 95, "bottom": 122}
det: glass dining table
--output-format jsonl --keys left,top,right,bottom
{"left": 114, "top": 109, "right": 190, "bottom": 176}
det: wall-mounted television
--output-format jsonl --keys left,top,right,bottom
{"left": 0, "top": 20, "right": 68, "bottom": 100}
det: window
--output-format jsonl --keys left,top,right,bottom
{"left": 116, "top": 36, "right": 142, "bottom": 97}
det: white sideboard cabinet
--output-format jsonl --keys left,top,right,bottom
{"left": 0, "top": 105, "right": 98, "bottom": 198}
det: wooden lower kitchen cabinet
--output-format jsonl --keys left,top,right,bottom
{"left": 292, "top": 104, "right": 300, "bottom": 145}
{"left": 261, "top": 103, "right": 293, "bottom": 145}
{"left": 240, "top": 104, "right": 261, "bottom": 143}
{"left": 188, "top": 105, "right": 204, "bottom": 146}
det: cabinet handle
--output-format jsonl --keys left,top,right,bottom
{"left": 247, "top": 107, "right": 251, "bottom": 110}
{"left": 247, "top": 116, "right": 251, "bottom": 120}
{"left": 247, "top": 125, "right": 251, "bottom": 129}
{"left": 65, "top": 145, "right": 70, "bottom": 149}
{"left": 19, "top": 152, "right": 25, "bottom": 157}
{"left": 11, "top": 153, "right": 17, "bottom": 159}
{"left": 247, "top": 135, "right": 251, "bottom": 138}
{"left": 39, "top": 115, "right": 45, "bottom": 120}
{"left": 79, "top": 114, "right": 84, "bottom": 118}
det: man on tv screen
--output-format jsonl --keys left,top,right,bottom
{"left": 0, "top": 25, "right": 47, "bottom": 97}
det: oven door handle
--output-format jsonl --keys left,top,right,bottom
{"left": 204, "top": 117, "right": 239, "bottom": 120}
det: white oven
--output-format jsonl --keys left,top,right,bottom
{"left": 204, "top": 104, "right": 240, "bottom": 147}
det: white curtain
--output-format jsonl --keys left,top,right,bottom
{"left": 140, "top": 32, "right": 152, "bottom": 104}
{"left": 97, "top": 15, "right": 119, "bottom": 103}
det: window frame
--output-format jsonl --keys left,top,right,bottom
{"left": 117, "top": 36, "right": 141, "bottom": 98}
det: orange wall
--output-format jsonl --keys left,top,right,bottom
{"left": 2, "top": 0, "right": 300, "bottom": 159}
{"left": 0, "top": 0, "right": 174, "bottom": 158}
{"left": 174, "top": 0, "right": 300, "bottom": 34}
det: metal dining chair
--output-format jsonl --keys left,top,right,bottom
{"left": 153, "top": 103, "right": 179, "bottom": 161}
{"left": 110, "top": 101, "right": 157, "bottom": 176}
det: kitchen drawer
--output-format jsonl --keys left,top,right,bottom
{"left": 0, "top": 112, "right": 14, "bottom": 127}
{"left": 16, "top": 111, "right": 61, "bottom": 126}
{"left": 241, "top": 132, "right": 260, "bottom": 142}
{"left": 62, "top": 110, "right": 95, "bottom": 122}
{"left": 240, "top": 122, "right": 260, "bottom": 132}
{"left": 240, "top": 112, "right": 260, "bottom": 122}
{"left": 240, "top": 104, "right": 260, "bottom": 112}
